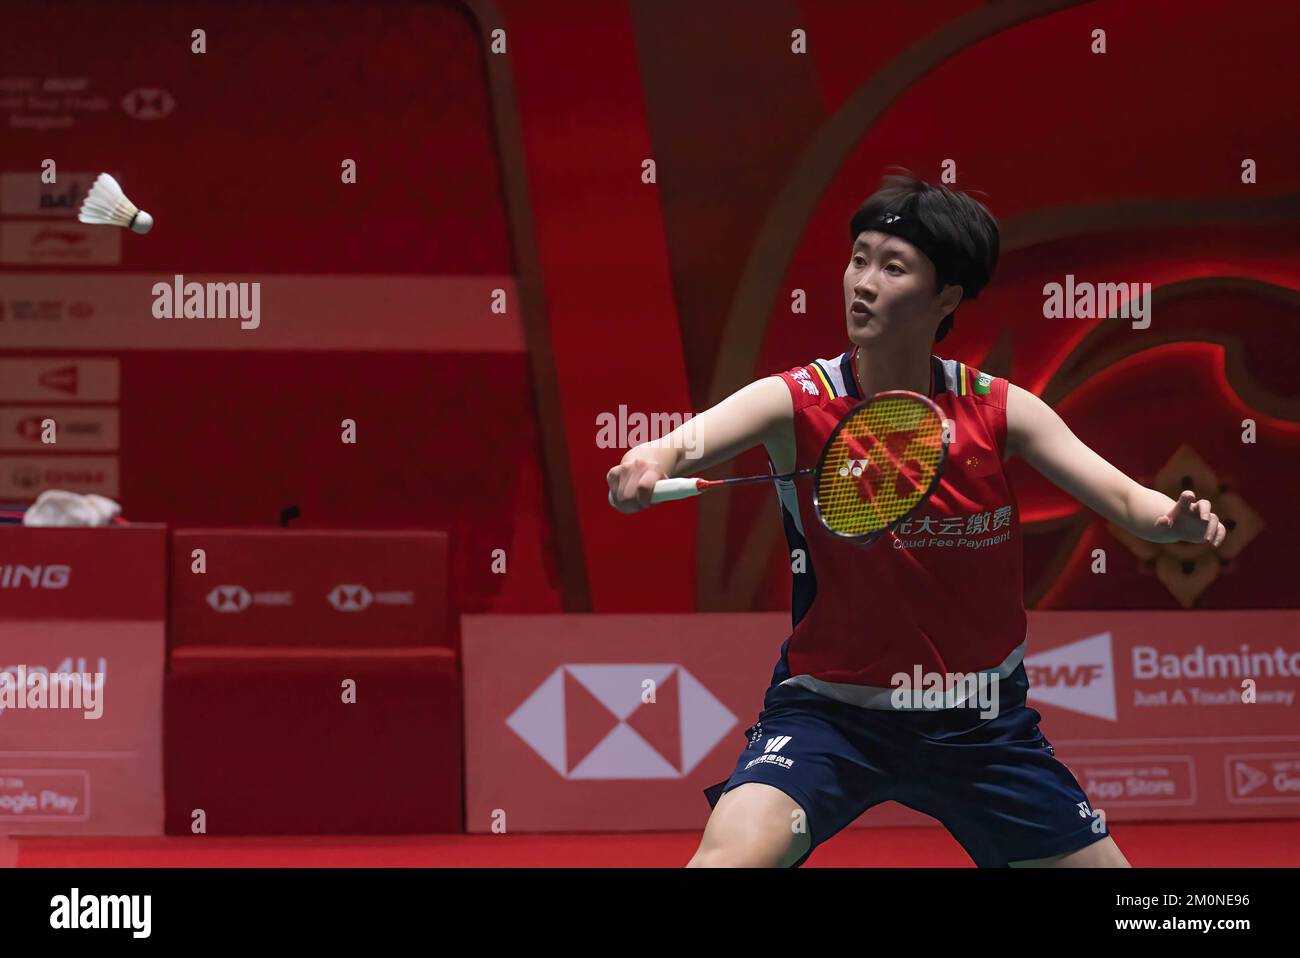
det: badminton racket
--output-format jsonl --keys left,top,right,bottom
{"left": 643, "top": 389, "right": 947, "bottom": 545}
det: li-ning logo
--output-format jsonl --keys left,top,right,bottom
{"left": 0, "top": 564, "right": 70, "bottom": 589}
{"left": 881, "top": 213, "right": 901, "bottom": 224}
{"left": 328, "top": 584, "right": 373, "bottom": 612}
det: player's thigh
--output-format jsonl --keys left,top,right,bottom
{"left": 687, "top": 782, "right": 810, "bottom": 868}
{"left": 1009, "top": 835, "right": 1130, "bottom": 868}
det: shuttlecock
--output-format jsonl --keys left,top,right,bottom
{"left": 78, "top": 173, "right": 153, "bottom": 234}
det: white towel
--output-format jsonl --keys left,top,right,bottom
{"left": 22, "top": 490, "right": 123, "bottom": 527}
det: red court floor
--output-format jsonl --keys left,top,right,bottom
{"left": 5, "top": 820, "right": 1298, "bottom": 867}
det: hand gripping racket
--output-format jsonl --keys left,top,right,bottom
{"left": 648, "top": 389, "right": 947, "bottom": 545}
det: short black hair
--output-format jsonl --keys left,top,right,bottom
{"left": 848, "top": 168, "right": 999, "bottom": 342}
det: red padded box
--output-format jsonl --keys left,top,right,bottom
{"left": 0, "top": 525, "right": 166, "bottom": 836}
{"left": 164, "top": 645, "right": 462, "bottom": 835}
{"left": 169, "top": 529, "right": 451, "bottom": 650}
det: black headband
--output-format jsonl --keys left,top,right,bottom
{"left": 868, "top": 210, "right": 980, "bottom": 298}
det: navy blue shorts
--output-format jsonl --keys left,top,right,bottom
{"left": 703, "top": 665, "right": 1107, "bottom": 867}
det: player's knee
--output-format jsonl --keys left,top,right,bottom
{"left": 687, "top": 840, "right": 793, "bottom": 868}
{"left": 688, "top": 783, "right": 811, "bottom": 867}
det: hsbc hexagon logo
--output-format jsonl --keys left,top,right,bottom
{"left": 1025, "top": 631, "right": 1117, "bottom": 721}
{"left": 16, "top": 416, "right": 45, "bottom": 441}
{"left": 122, "top": 88, "right": 175, "bottom": 120}
{"left": 206, "top": 585, "right": 251, "bottom": 613}
{"left": 507, "top": 664, "right": 737, "bottom": 779}
{"left": 328, "top": 584, "right": 373, "bottom": 611}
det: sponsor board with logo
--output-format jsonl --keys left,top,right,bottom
{"left": 463, "top": 611, "right": 1300, "bottom": 833}
{"left": 170, "top": 529, "right": 449, "bottom": 648}
{"left": 0, "top": 297, "right": 96, "bottom": 322}
{"left": 0, "top": 406, "right": 119, "bottom": 451}
{"left": 0, "top": 526, "right": 165, "bottom": 834}
{"left": 1025, "top": 610, "right": 1300, "bottom": 820}
{"left": 0, "top": 455, "right": 118, "bottom": 500}
{"left": 0, "top": 222, "right": 121, "bottom": 265}
{"left": 1068, "top": 756, "right": 1198, "bottom": 807}
{"left": 0, "top": 358, "right": 120, "bottom": 402}
{"left": 0, "top": 76, "right": 132, "bottom": 130}
{"left": 463, "top": 614, "right": 756, "bottom": 832}
{"left": 0, "top": 274, "right": 524, "bottom": 351}
{"left": 0, "top": 770, "right": 90, "bottom": 823}
{"left": 0, "top": 525, "right": 162, "bottom": 619}
{"left": 0, "top": 171, "right": 99, "bottom": 217}
{"left": 1223, "top": 754, "right": 1300, "bottom": 803}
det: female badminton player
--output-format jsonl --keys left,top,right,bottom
{"left": 606, "top": 171, "right": 1226, "bottom": 868}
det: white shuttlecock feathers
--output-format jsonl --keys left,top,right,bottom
{"left": 78, "top": 173, "right": 153, "bottom": 234}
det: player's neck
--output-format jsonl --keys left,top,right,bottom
{"left": 854, "top": 342, "right": 933, "bottom": 398}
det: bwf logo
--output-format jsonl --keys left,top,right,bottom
{"left": 1024, "top": 631, "right": 1117, "bottom": 721}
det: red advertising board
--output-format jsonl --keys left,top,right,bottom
{"left": 170, "top": 529, "right": 451, "bottom": 649}
{"left": 462, "top": 611, "right": 1300, "bottom": 833}
{"left": 1021, "top": 610, "right": 1300, "bottom": 820}
{"left": 0, "top": 526, "right": 165, "bottom": 835}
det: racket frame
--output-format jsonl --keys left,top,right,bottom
{"left": 809, "top": 389, "right": 949, "bottom": 546}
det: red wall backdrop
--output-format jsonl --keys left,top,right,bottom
{"left": 498, "top": 0, "right": 1300, "bottom": 613}
{"left": 1, "top": 0, "right": 1297, "bottom": 620}
{"left": 0, "top": 0, "right": 562, "bottom": 614}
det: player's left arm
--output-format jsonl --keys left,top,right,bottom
{"left": 1004, "top": 383, "right": 1225, "bottom": 546}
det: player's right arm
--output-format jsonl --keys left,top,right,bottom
{"left": 606, "top": 375, "right": 794, "bottom": 513}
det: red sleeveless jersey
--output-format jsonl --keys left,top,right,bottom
{"left": 768, "top": 346, "right": 1027, "bottom": 706}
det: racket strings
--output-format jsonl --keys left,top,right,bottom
{"left": 815, "top": 395, "right": 944, "bottom": 536}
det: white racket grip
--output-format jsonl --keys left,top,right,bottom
{"left": 650, "top": 477, "right": 705, "bottom": 504}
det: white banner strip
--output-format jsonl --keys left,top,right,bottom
{"left": 0, "top": 274, "right": 525, "bottom": 351}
